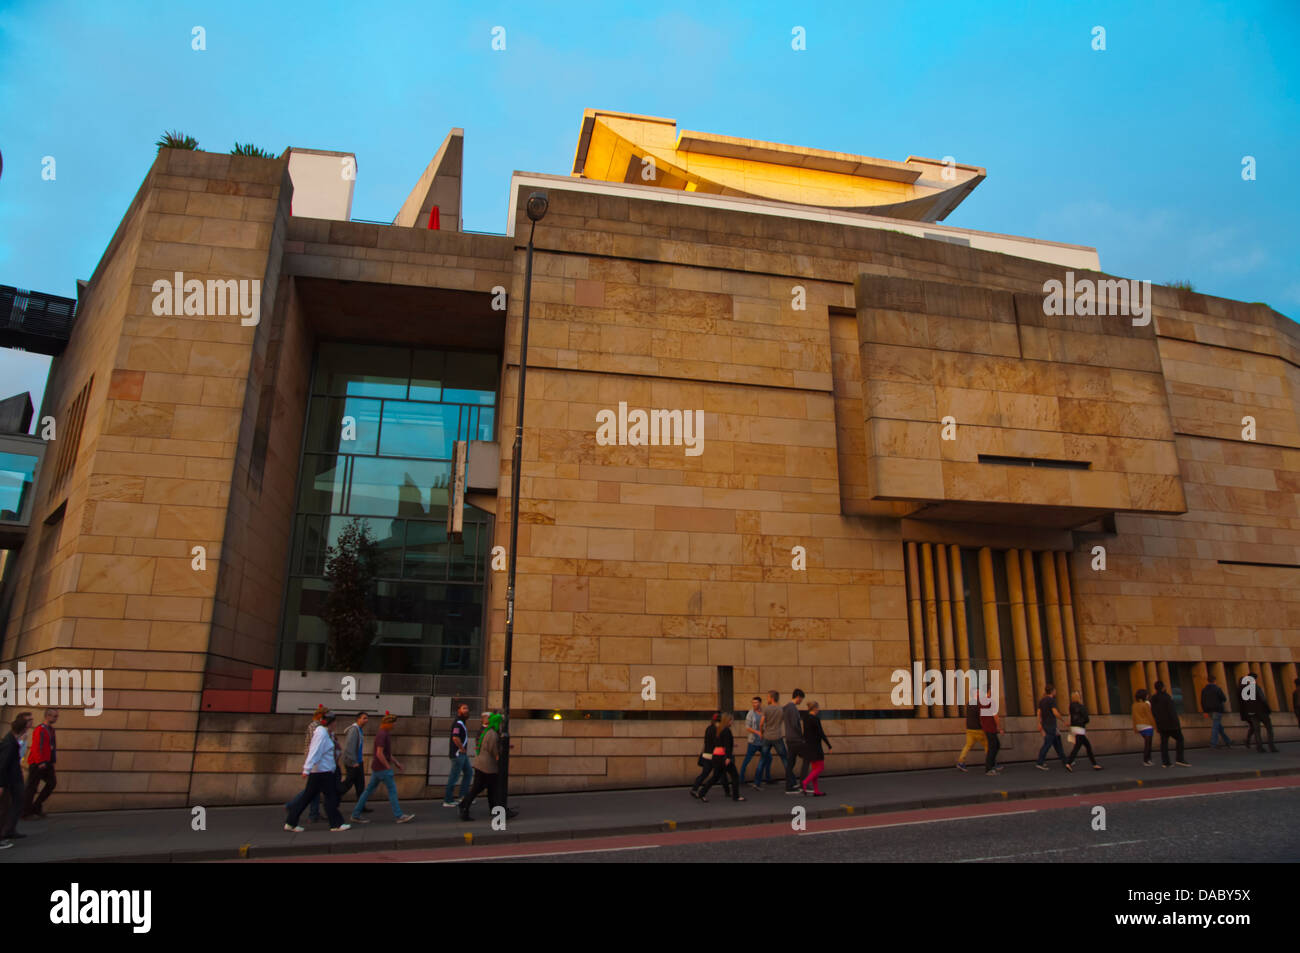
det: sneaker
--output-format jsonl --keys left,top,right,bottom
{"left": 1092, "top": 763, "right": 1103, "bottom": 770}
{"left": 1064, "top": 763, "right": 1073, "bottom": 773}
{"left": 955, "top": 762, "right": 967, "bottom": 772}
{"left": 812, "top": 791, "right": 827, "bottom": 797}
{"left": 1175, "top": 761, "right": 1191, "bottom": 767}
{"left": 506, "top": 808, "right": 519, "bottom": 819}
{"left": 689, "top": 789, "right": 701, "bottom": 799}
{"left": 733, "top": 796, "right": 747, "bottom": 802}
{"left": 350, "top": 816, "right": 370, "bottom": 824}
{"left": 284, "top": 824, "right": 305, "bottom": 833}
{"left": 396, "top": 814, "right": 415, "bottom": 824}
{"left": 442, "top": 801, "right": 458, "bottom": 808}
{"left": 0, "top": 841, "right": 11, "bottom": 850}
{"left": 750, "top": 783, "right": 762, "bottom": 791}
{"left": 784, "top": 788, "right": 801, "bottom": 795}
{"left": 984, "top": 769, "right": 1000, "bottom": 776}
{"left": 698, "top": 794, "right": 709, "bottom": 803}
{"left": 1162, "top": 763, "right": 1170, "bottom": 768}
{"left": 330, "top": 824, "right": 352, "bottom": 832}
{"left": 1142, "top": 760, "right": 1152, "bottom": 766}
{"left": 1034, "top": 764, "right": 1049, "bottom": 771}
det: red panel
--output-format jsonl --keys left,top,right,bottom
{"left": 428, "top": 205, "right": 440, "bottom": 230}
{"left": 251, "top": 669, "right": 275, "bottom": 692}
{"left": 248, "top": 691, "right": 273, "bottom": 713}
{"left": 201, "top": 690, "right": 251, "bottom": 712}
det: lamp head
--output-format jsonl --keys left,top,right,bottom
{"left": 526, "top": 191, "right": 549, "bottom": 222}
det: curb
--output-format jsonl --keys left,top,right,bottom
{"left": 44, "top": 765, "right": 1300, "bottom": 863}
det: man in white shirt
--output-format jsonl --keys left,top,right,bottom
{"left": 284, "top": 710, "right": 351, "bottom": 833}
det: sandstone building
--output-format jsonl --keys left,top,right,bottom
{"left": 1, "top": 109, "right": 1296, "bottom": 809}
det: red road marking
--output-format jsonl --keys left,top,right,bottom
{"left": 235, "top": 774, "right": 1300, "bottom": 863}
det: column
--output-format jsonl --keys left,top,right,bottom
{"left": 1258, "top": 662, "right": 1280, "bottom": 713}
{"left": 920, "top": 543, "right": 942, "bottom": 717}
{"left": 936, "top": 544, "right": 958, "bottom": 717}
{"left": 1005, "top": 549, "right": 1034, "bottom": 716}
{"left": 1093, "top": 660, "right": 1110, "bottom": 715}
{"left": 1021, "top": 550, "right": 1046, "bottom": 702}
{"left": 1191, "top": 662, "right": 1209, "bottom": 712}
{"left": 1054, "top": 551, "right": 1091, "bottom": 709}
{"left": 978, "top": 548, "right": 1007, "bottom": 717}
{"left": 1282, "top": 662, "right": 1298, "bottom": 715}
{"left": 905, "top": 542, "right": 927, "bottom": 718}
{"left": 950, "top": 545, "right": 972, "bottom": 672}
{"left": 1039, "top": 551, "right": 1070, "bottom": 703}
{"left": 1145, "top": 661, "right": 1160, "bottom": 695}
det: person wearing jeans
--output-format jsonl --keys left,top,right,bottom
{"left": 338, "top": 712, "right": 369, "bottom": 807}
{"left": 1034, "top": 685, "right": 1068, "bottom": 771}
{"left": 444, "top": 703, "right": 475, "bottom": 807}
{"left": 351, "top": 712, "right": 415, "bottom": 824}
{"left": 782, "top": 689, "right": 808, "bottom": 792}
{"left": 1200, "top": 675, "right": 1231, "bottom": 748}
{"left": 756, "top": 691, "right": 787, "bottom": 788}
{"left": 739, "top": 697, "right": 764, "bottom": 787}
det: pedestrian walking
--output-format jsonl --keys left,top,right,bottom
{"left": 739, "top": 697, "right": 764, "bottom": 786}
{"left": 459, "top": 713, "right": 517, "bottom": 821}
{"left": 1150, "top": 681, "right": 1189, "bottom": 767}
{"left": 955, "top": 699, "right": 986, "bottom": 772}
{"left": 351, "top": 712, "right": 415, "bottom": 824}
{"left": 1200, "top": 674, "right": 1232, "bottom": 748}
{"left": 284, "top": 709, "right": 350, "bottom": 832}
{"left": 981, "top": 708, "right": 1003, "bottom": 775}
{"left": 756, "top": 691, "right": 787, "bottom": 790}
{"left": 21, "top": 708, "right": 58, "bottom": 818}
{"left": 696, "top": 712, "right": 746, "bottom": 802}
{"left": 1132, "top": 689, "right": 1155, "bottom": 766}
{"left": 799, "top": 702, "right": 832, "bottom": 796}
{"left": 337, "top": 712, "right": 370, "bottom": 808}
{"left": 689, "top": 713, "right": 728, "bottom": 797}
{"left": 443, "top": 702, "right": 475, "bottom": 807}
{"left": 1034, "top": 685, "right": 1069, "bottom": 771}
{"left": 782, "top": 688, "right": 808, "bottom": 793}
{"left": 0, "top": 712, "right": 32, "bottom": 849}
{"left": 1064, "top": 690, "right": 1101, "bottom": 770}
{"left": 1240, "top": 673, "right": 1279, "bottom": 753}
{"left": 284, "top": 704, "right": 330, "bottom": 823}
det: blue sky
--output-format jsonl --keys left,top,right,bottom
{"left": 1, "top": 0, "right": 1297, "bottom": 424}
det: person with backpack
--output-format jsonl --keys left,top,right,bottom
{"left": 1132, "top": 688, "right": 1155, "bottom": 766}
{"left": 21, "top": 708, "right": 58, "bottom": 818}
{"left": 1064, "top": 690, "right": 1101, "bottom": 770}
{"left": 695, "top": 712, "right": 746, "bottom": 803}
{"left": 1200, "top": 674, "right": 1232, "bottom": 748}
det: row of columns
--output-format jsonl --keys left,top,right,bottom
{"left": 905, "top": 543, "right": 1096, "bottom": 717}
{"left": 905, "top": 542, "right": 1299, "bottom": 719}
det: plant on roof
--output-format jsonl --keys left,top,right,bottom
{"left": 231, "top": 142, "right": 275, "bottom": 158}
{"left": 1167, "top": 280, "right": 1195, "bottom": 291}
{"left": 155, "top": 130, "right": 199, "bottom": 152}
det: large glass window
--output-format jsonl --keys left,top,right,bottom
{"left": 0, "top": 451, "right": 39, "bottom": 521}
{"left": 280, "top": 344, "right": 499, "bottom": 676}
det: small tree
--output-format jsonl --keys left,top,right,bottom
{"left": 231, "top": 142, "right": 274, "bottom": 158}
{"left": 156, "top": 130, "right": 199, "bottom": 152}
{"left": 322, "top": 517, "right": 378, "bottom": 671}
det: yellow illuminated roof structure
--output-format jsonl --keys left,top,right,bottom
{"left": 571, "top": 108, "right": 986, "bottom": 222}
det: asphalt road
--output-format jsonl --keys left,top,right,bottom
{"left": 470, "top": 785, "right": 1300, "bottom": 863}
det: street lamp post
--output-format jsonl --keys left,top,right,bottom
{"left": 498, "top": 190, "right": 547, "bottom": 813}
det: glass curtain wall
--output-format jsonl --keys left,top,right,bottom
{"left": 279, "top": 343, "right": 498, "bottom": 677}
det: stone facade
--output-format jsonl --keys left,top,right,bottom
{"left": 0, "top": 130, "right": 1296, "bottom": 810}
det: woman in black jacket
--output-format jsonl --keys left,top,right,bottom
{"left": 799, "top": 702, "right": 832, "bottom": 795}
{"left": 1064, "top": 690, "right": 1101, "bottom": 770}
{"left": 690, "top": 713, "right": 724, "bottom": 797}
{"left": 696, "top": 712, "right": 745, "bottom": 802}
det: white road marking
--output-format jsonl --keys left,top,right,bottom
{"left": 413, "top": 844, "right": 661, "bottom": 863}
{"left": 1145, "top": 786, "right": 1287, "bottom": 802}
{"left": 797, "top": 808, "right": 1037, "bottom": 836}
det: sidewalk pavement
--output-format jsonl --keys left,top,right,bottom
{"left": 4, "top": 742, "right": 1297, "bottom": 863}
